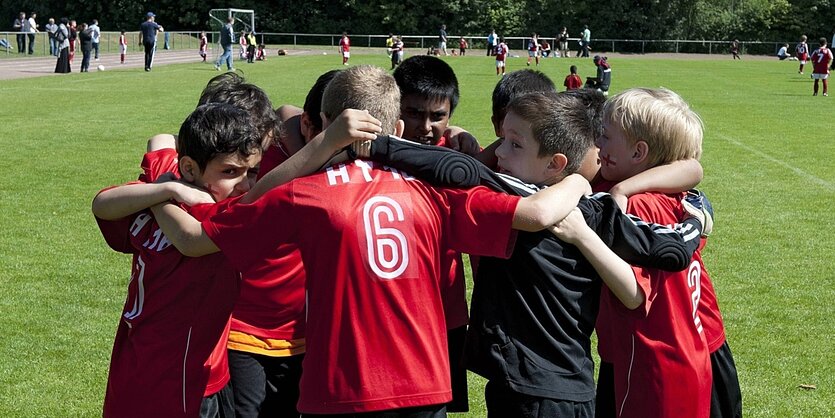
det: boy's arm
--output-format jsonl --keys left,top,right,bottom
{"left": 512, "top": 174, "right": 589, "bottom": 232}
{"left": 92, "top": 182, "right": 213, "bottom": 220}
{"left": 443, "top": 126, "right": 482, "bottom": 157}
{"left": 552, "top": 208, "right": 644, "bottom": 309}
{"left": 150, "top": 202, "right": 219, "bottom": 257}
{"left": 276, "top": 105, "right": 306, "bottom": 156}
{"left": 608, "top": 158, "right": 703, "bottom": 210}
{"left": 243, "top": 109, "right": 382, "bottom": 203}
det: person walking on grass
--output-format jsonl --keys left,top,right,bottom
{"left": 215, "top": 17, "right": 235, "bottom": 71}
{"left": 140, "top": 12, "right": 163, "bottom": 72}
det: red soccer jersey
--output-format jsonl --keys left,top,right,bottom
{"left": 257, "top": 143, "right": 292, "bottom": 181}
{"left": 495, "top": 43, "right": 508, "bottom": 60}
{"left": 203, "top": 159, "right": 520, "bottom": 414}
{"left": 595, "top": 192, "right": 711, "bottom": 418}
{"left": 339, "top": 36, "right": 350, "bottom": 52}
{"left": 528, "top": 39, "right": 538, "bottom": 52}
{"left": 119, "top": 34, "right": 126, "bottom": 46}
{"left": 97, "top": 149, "right": 240, "bottom": 418}
{"left": 564, "top": 74, "right": 582, "bottom": 90}
{"left": 796, "top": 42, "right": 808, "bottom": 60}
{"left": 811, "top": 47, "right": 833, "bottom": 74}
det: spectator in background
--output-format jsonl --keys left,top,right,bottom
{"left": 777, "top": 43, "right": 795, "bottom": 61}
{"left": 68, "top": 20, "right": 78, "bottom": 63}
{"left": 730, "top": 38, "right": 741, "bottom": 60}
{"left": 119, "top": 30, "right": 127, "bottom": 64}
{"left": 54, "top": 18, "right": 71, "bottom": 73}
{"left": 578, "top": 25, "right": 591, "bottom": 57}
{"left": 140, "top": 12, "right": 163, "bottom": 72}
{"left": 89, "top": 19, "right": 101, "bottom": 60}
{"left": 78, "top": 22, "right": 93, "bottom": 72}
{"left": 239, "top": 30, "right": 248, "bottom": 59}
{"left": 26, "top": 12, "right": 38, "bottom": 55}
{"left": 439, "top": 24, "right": 449, "bottom": 56}
{"left": 386, "top": 33, "right": 395, "bottom": 58}
{"left": 45, "top": 17, "right": 58, "bottom": 56}
{"left": 13, "top": 12, "right": 26, "bottom": 54}
{"left": 541, "top": 38, "right": 551, "bottom": 58}
{"left": 487, "top": 28, "right": 497, "bottom": 56}
{"left": 215, "top": 17, "right": 235, "bottom": 71}
{"left": 831, "top": 30, "right": 835, "bottom": 70}
{"left": 558, "top": 27, "right": 569, "bottom": 58}
{"left": 459, "top": 36, "right": 468, "bottom": 56}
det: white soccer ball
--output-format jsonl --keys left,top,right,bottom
{"left": 323, "top": 52, "right": 328, "bottom": 55}
{"left": 97, "top": 64, "right": 105, "bottom": 71}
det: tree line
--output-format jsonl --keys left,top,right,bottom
{"left": 4, "top": 0, "right": 833, "bottom": 44}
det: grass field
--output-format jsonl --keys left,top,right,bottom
{"left": 1, "top": 51, "right": 833, "bottom": 417}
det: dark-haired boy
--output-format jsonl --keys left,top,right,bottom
{"left": 93, "top": 103, "right": 262, "bottom": 417}
{"left": 150, "top": 65, "right": 593, "bottom": 416}
{"left": 810, "top": 37, "right": 832, "bottom": 96}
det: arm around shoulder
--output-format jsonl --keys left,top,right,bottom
{"left": 150, "top": 202, "right": 219, "bottom": 257}
{"left": 512, "top": 174, "right": 590, "bottom": 231}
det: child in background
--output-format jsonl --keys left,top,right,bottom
{"left": 118, "top": 30, "right": 127, "bottom": 64}
{"left": 541, "top": 38, "right": 552, "bottom": 57}
{"left": 93, "top": 103, "right": 262, "bottom": 418}
{"left": 199, "top": 31, "right": 208, "bottom": 62}
{"left": 796, "top": 35, "right": 809, "bottom": 74}
{"left": 590, "top": 55, "right": 612, "bottom": 95}
{"left": 495, "top": 37, "right": 508, "bottom": 76}
{"left": 239, "top": 31, "right": 247, "bottom": 60}
{"left": 564, "top": 65, "right": 582, "bottom": 90}
{"left": 256, "top": 44, "right": 266, "bottom": 61}
{"left": 526, "top": 33, "right": 540, "bottom": 66}
{"left": 730, "top": 39, "right": 740, "bottom": 60}
{"left": 810, "top": 37, "right": 833, "bottom": 96}
{"left": 777, "top": 43, "right": 793, "bottom": 60}
{"left": 338, "top": 32, "right": 350, "bottom": 65}
{"left": 459, "top": 36, "right": 468, "bottom": 56}
{"left": 389, "top": 36, "right": 404, "bottom": 69}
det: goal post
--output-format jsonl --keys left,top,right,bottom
{"left": 208, "top": 8, "right": 256, "bottom": 60}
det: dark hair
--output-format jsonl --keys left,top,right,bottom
{"left": 302, "top": 69, "right": 341, "bottom": 132}
{"left": 507, "top": 92, "right": 591, "bottom": 174}
{"left": 492, "top": 69, "right": 556, "bottom": 122}
{"left": 820, "top": 37, "right": 828, "bottom": 46}
{"left": 177, "top": 103, "right": 262, "bottom": 172}
{"left": 394, "top": 55, "right": 460, "bottom": 115}
{"left": 560, "top": 88, "right": 606, "bottom": 154}
{"left": 198, "top": 72, "right": 280, "bottom": 150}
{"left": 570, "top": 65, "right": 577, "bottom": 74}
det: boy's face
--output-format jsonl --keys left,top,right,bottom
{"left": 596, "top": 120, "right": 640, "bottom": 182}
{"left": 400, "top": 94, "right": 451, "bottom": 145}
{"left": 191, "top": 152, "right": 261, "bottom": 201}
{"left": 495, "top": 111, "right": 554, "bottom": 185}
{"left": 577, "top": 145, "right": 601, "bottom": 182}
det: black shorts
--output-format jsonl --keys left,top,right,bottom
{"left": 228, "top": 350, "right": 304, "bottom": 418}
{"left": 485, "top": 380, "right": 593, "bottom": 418}
{"left": 594, "top": 362, "right": 615, "bottom": 418}
{"left": 447, "top": 325, "right": 469, "bottom": 412}
{"left": 710, "top": 341, "right": 742, "bottom": 418}
{"left": 201, "top": 382, "right": 235, "bottom": 418}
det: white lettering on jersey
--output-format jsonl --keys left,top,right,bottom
{"left": 130, "top": 213, "right": 152, "bottom": 236}
{"left": 124, "top": 255, "right": 146, "bottom": 321}
{"left": 363, "top": 196, "right": 409, "bottom": 279}
{"left": 384, "top": 165, "right": 416, "bottom": 181}
{"left": 326, "top": 164, "right": 351, "bottom": 185}
{"left": 686, "top": 260, "right": 703, "bottom": 334}
{"left": 355, "top": 159, "right": 375, "bottom": 182}
{"left": 142, "top": 227, "right": 172, "bottom": 252}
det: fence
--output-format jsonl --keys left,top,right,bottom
{"left": 1, "top": 31, "right": 792, "bottom": 58}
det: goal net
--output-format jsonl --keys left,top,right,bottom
{"left": 208, "top": 8, "right": 256, "bottom": 59}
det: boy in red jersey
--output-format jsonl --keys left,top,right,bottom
{"left": 118, "top": 30, "right": 127, "bottom": 63}
{"left": 526, "top": 33, "right": 540, "bottom": 66}
{"left": 796, "top": 35, "right": 809, "bottom": 74}
{"left": 199, "top": 31, "right": 208, "bottom": 62}
{"left": 93, "top": 103, "right": 262, "bottom": 418}
{"left": 150, "top": 65, "right": 592, "bottom": 417}
{"left": 564, "top": 65, "right": 582, "bottom": 90}
{"left": 339, "top": 32, "right": 350, "bottom": 65}
{"left": 458, "top": 36, "right": 468, "bottom": 56}
{"left": 495, "top": 36, "right": 508, "bottom": 76}
{"left": 810, "top": 37, "right": 833, "bottom": 96}
{"left": 594, "top": 88, "right": 740, "bottom": 418}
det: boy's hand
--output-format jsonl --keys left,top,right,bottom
{"left": 323, "top": 109, "right": 382, "bottom": 152}
{"left": 168, "top": 181, "right": 215, "bottom": 206}
{"left": 681, "top": 189, "right": 714, "bottom": 237}
{"left": 444, "top": 126, "right": 481, "bottom": 157}
{"left": 549, "top": 208, "right": 592, "bottom": 244}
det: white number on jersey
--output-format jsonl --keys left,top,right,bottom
{"left": 363, "top": 196, "right": 409, "bottom": 279}
{"left": 123, "top": 255, "right": 146, "bottom": 323}
{"left": 686, "top": 260, "right": 703, "bottom": 334}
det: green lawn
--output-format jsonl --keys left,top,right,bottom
{"left": 0, "top": 52, "right": 833, "bottom": 417}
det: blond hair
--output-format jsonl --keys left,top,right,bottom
{"left": 321, "top": 65, "right": 401, "bottom": 135}
{"left": 603, "top": 88, "right": 702, "bottom": 167}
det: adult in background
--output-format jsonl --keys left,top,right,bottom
{"left": 140, "top": 12, "right": 163, "bottom": 72}
{"left": 578, "top": 24, "right": 591, "bottom": 57}
{"left": 78, "top": 22, "right": 93, "bottom": 72}
{"left": 13, "top": 12, "right": 26, "bottom": 54}
{"left": 27, "top": 12, "right": 38, "bottom": 55}
{"left": 45, "top": 17, "right": 58, "bottom": 56}
{"left": 68, "top": 20, "right": 78, "bottom": 63}
{"left": 439, "top": 24, "right": 449, "bottom": 56}
{"left": 54, "top": 18, "right": 70, "bottom": 73}
{"left": 215, "top": 17, "right": 235, "bottom": 71}
{"left": 89, "top": 19, "right": 101, "bottom": 60}
{"left": 558, "top": 27, "right": 569, "bottom": 58}
{"left": 246, "top": 31, "right": 257, "bottom": 63}
{"left": 831, "top": 29, "right": 835, "bottom": 70}
{"left": 487, "top": 29, "right": 497, "bottom": 56}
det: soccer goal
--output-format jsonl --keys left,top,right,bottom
{"left": 208, "top": 8, "right": 256, "bottom": 60}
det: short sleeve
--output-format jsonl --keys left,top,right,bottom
{"left": 202, "top": 186, "right": 296, "bottom": 272}
{"left": 441, "top": 186, "right": 520, "bottom": 259}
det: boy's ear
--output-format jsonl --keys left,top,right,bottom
{"left": 632, "top": 140, "right": 650, "bottom": 164}
{"left": 491, "top": 115, "right": 502, "bottom": 138}
{"left": 547, "top": 153, "right": 569, "bottom": 174}
{"left": 179, "top": 156, "right": 199, "bottom": 182}
{"left": 394, "top": 119, "right": 405, "bottom": 137}
{"left": 320, "top": 112, "right": 331, "bottom": 130}
{"left": 300, "top": 112, "right": 314, "bottom": 141}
